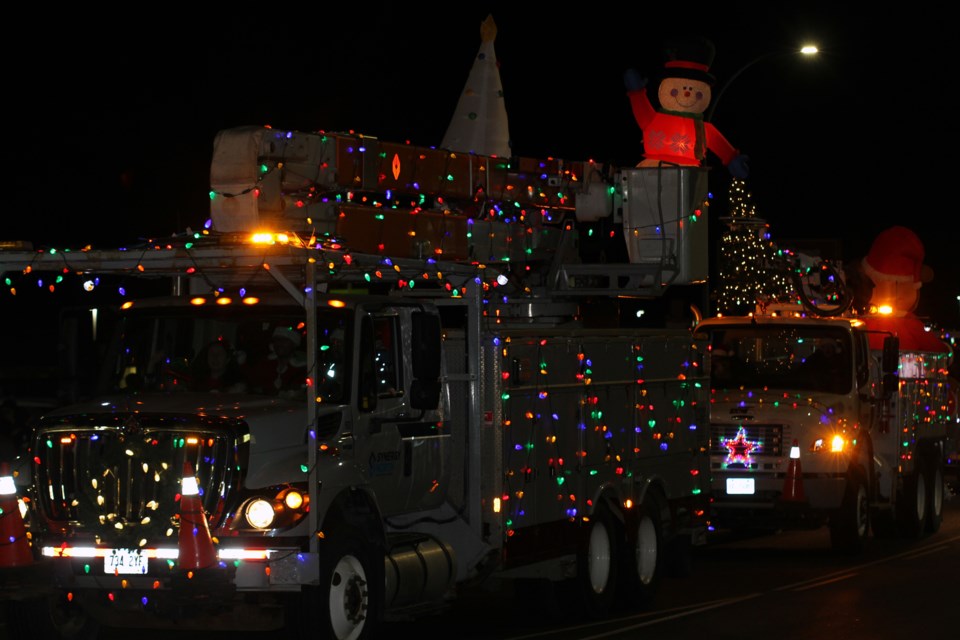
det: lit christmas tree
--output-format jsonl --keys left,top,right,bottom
{"left": 716, "top": 178, "right": 793, "bottom": 315}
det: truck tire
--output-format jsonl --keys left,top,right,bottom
{"left": 575, "top": 503, "right": 620, "bottom": 619}
{"left": 829, "top": 470, "right": 869, "bottom": 555}
{"left": 309, "top": 525, "right": 381, "bottom": 640}
{"left": 897, "top": 464, "right": 928, "bottom": 539}
{"left": 925, "top": 461, "right": 944, "bottom": 534}
{"left": 617, "top": 489, "right": 663, "bottom": 611}
{"left": 3, "top": 592, "right": 100, "bottom": 640}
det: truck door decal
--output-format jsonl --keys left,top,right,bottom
{"left": 368, "top": 449, "right": 401, "bottom": 476}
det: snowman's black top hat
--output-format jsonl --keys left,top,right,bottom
{"left": 661, "top": 36, "right": 716, "bottom": 86}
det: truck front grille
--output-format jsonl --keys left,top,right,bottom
{"left": 31, "top": 412, "right": 246, "bottom": 543}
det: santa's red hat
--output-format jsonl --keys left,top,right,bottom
{"left": 861, "top": 225, "right": 932, "bottom": 290}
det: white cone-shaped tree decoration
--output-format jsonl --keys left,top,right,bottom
{"left": 441, "top": 14, "right": 511, "bottom": 157}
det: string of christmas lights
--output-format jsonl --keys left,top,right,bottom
{"left": 498, "top": 335, "right": 706, "bottom": 536}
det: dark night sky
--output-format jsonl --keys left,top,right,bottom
{"left": 4, "top": 3, "right": 957, "bottom": 327}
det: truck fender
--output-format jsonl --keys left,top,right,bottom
{"left": 310, "top": 454, "right": 377, "bottom": 522}
{"left": 321, "top": 485, "right": 387, "bottom": 550}
{"left": 632, "top": 478, "right": 673, "bottom": 535}
{"left": 589, "top": 484, "right": 624, "bottom": 518}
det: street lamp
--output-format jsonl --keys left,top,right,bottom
{"left": 706, "top": 45, "right": 819, "bottom": 122}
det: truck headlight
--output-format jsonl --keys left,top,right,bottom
{"left": 283, "top": 489, "right": 305, "bottom": 510}
{"left": 809, "top": 435, "right": 848, "bottom": 453}
{"left": 830, "top": 435, "right": 846, "bottom": 453}
{"left": 239, "top": 486, "right": 310, "bottom": 531}
{"left": 245, "top": 499, "right": 276, "bottom": 529}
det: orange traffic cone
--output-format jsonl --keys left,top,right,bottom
{"left": 781, "top": 439, "right": 806, "bottom": 502}
{"left": 178, "top": 461, "right": 216, "bottom": 571}
{"left": 0, "top": 462, "right": 33, "bottom": 567}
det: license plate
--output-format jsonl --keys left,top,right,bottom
{"left": 726, "top": 477, "right": 755, "bottom": 495}
{"left": 105, "top": 548, "right": 148, "bottom": 575}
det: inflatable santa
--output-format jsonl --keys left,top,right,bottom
{"left": 857, "top": 225, "right": 949, "bottom": 353}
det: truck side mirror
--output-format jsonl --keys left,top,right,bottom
{"left": 882, "top": 372, "right": 898, "bottom": 400}
{"left": 881, "top": 335, "right": 899, "bottom": 399}
{"left": 411, "top": 312, "right": 441, "bottom": 380}
{"left": 358, "top": 315, "right": 377, "bottom": 412}
{"left": 410, "top": 379, "right": 441, "bottom": 410}
{"left": 410, "top": 312, "right": 441, "bottom": 410}
{"left": 881, "top": 335, "right": 899, "bottom": 375}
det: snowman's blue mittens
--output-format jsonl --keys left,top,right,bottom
{"left": 624, "top": 69, "right": 648, "bottom": 92}
{"left": 728, "top": 154, "right": 750, "bottom": 179}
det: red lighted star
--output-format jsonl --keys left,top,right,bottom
{"left": 723, "top": 426, "right": 760, "bottom": 466}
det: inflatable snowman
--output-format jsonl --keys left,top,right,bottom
{"left": 624, "top": 36, "right": 749, "bottom": 178}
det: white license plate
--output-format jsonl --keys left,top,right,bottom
{"left": 105, "top": 549, "right": 148, "bottom": 575}
{"left": 726, "top": 477, "right": 755, "bottom": 495}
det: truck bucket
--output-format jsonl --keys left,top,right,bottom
{"left": 620, "top": 165, "right": 709, "bottom": 286}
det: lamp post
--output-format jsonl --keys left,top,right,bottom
{"left": 706, "top": 45, "right": 818, "bottom": 122}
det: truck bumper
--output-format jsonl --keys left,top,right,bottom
{"left": 36, "top": 547, "right": 319, "bottom": 631}
{"left": 708, "top": 472, "right": 847, "bottom": 530}
{"left": 45, "top": 547, "right": 317, "bottom": 588}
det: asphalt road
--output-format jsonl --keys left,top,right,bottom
{"left": 4, "top": 488, "right": 960, "bottom": 639}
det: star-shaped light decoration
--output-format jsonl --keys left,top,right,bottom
{"left": 722, "top": 426, "right": 761, "bottom": 468}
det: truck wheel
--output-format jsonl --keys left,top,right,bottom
{"left": 829, "top": 471, "right": 869, "bottom": 555}
{"left": 312, "top": 526, "right": 381, "bottom": 640}
{"left": 924, "top": 461, "right": 944, "bottom": 534}
{"left": 575, "top": 503, "right": 620, "bottom": 619}
{"left": 4, "top": 592, "right": 100, "bottom": 640}
{"left": 617, "top": 490, "right": 663, "bottom": 611}
{"left": 897, "top": 465, "right": 928, "bottom": 539}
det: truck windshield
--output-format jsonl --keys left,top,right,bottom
{"left": 104, "top": 303, "right": 351, "bottom": 402}
{"left": 709, "top": 325, "right": 852, "bottom": 394}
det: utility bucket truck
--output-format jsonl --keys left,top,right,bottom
{"left": 693, "top": 290, "right": 954, "bottom": 554}
{"left": 0, "top": 125, "right": 716, "bottom": 639}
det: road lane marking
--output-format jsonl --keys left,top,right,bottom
{"left": 507, "top": 594, "right": 763, "bottom": 640}
{"left": 788, "top": 572, "right": 858, "bottom": 591}
{"left": 772, "top": 533, "right": 960, "bottom": 591}
{"left": 899, "top": 543, "right": 951, "bottom": 560}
